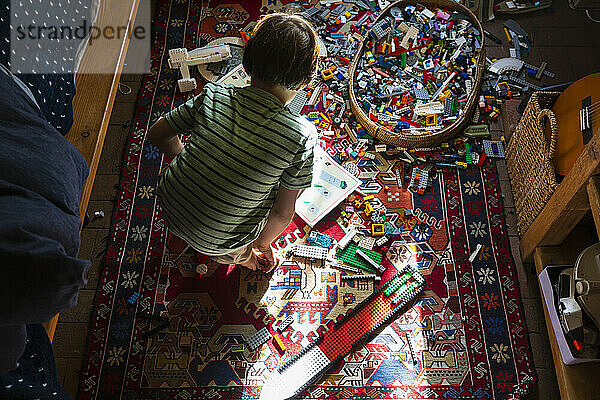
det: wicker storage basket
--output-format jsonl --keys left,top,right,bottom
{"left": 348, "top": 0, "right": 486, "bottom": 148}
{"left": 505, "top": 91, "right": 561, "bottom": 236}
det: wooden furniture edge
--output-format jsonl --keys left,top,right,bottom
{"left": 44, "top": 0, "right": 141, "bottom": 342}
{"left": 533, "top": 246, "right": 600, "bottom": 400}
{"left": 586, "top": 176, "right": 600, "bottom": 236}
{"left": 520, "top": 134, "right": 600, "bottom": 261}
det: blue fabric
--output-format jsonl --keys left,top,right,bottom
{"left": 0, "top": 66, "right": 90, "bottom": 375}
{"left": 0, "top": 324, "right": 72, "bottom": 400}
{"left": 12, "top": 74, "right": 76, "bottom": 136}
{"left": 0, "top": 0, "right": 90, "bottom": 135}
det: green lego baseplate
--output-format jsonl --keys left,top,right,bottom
{"left": 335, "top": 243, "right": 383, "bottom": 273}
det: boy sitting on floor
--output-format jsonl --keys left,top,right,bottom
{"left": 148, "top": 13, "right": 319, "bottom": 272}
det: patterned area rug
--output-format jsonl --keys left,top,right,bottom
{"left": 78, "top": 0, "right": 536, "bottom": 398}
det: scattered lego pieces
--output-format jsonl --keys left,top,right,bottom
{"left": 341, "top": 273, "right": 382, "bottom": 281}
{"left": 409, "top": 168, "right": 429, "bottom": 194}
{"left": 375, "top": 235, "right": 389, "bottom": 246}
{"left": 469, "top": 243, "right": 483, "bottom": 262}
{"left": 371, "top": 223, "right": 385, "bottom": 237}
{"left": 231, "top": 344, "right": 245, "bottom": 353}
{"left": 278, "top": 315, "right": 294, "bottom": 332}
{"left": 352, "top": 5, "right": 482, "bottom": 136}
{"left": 128, "top": 292, "right": 140, "bottom": 305}
{"left": 308, "top": 231, "right": 333, "bottom": 248}
{"left": 245, "top": 327, "right": 271, "bottom": 351}
{"left": 273, "top": 333, "right": 287, "bottom": 354}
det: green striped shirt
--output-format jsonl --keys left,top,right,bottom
{"left": 157, "top": 82, "right": 316, "bottom": 256}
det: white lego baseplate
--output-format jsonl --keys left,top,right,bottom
{"left": 245, "top": 327, "right": 271, "bottom": 351}
{"left": 287, "top": 90, "right": 309, "bottom": 115}
{"left": 357, "top": 236, "right": 376, "bottom": 250}
{"left": 293, "top": 244, "right": 329, "bottom": 259}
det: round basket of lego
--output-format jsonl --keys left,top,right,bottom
{"left": 348, "top": 0, "right": 486, "bottom": 148}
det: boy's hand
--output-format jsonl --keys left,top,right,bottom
{"left": 251, "top": 240, "right": 276, "bottom": 272}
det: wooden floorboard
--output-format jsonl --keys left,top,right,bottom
{"left": 52, "top": 74, "right": 141, "bottom": 396}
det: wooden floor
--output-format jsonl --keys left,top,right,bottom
{"left": 53, "top": 1, "right": 600, "bottom": 397}
{"left": 54, "top": 73, "right": 144, "bottom": 395}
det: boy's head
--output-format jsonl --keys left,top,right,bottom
{"left": 243, "top": 13, "right": 320, "bottom": 91}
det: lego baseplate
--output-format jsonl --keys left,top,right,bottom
{"left": 293, "top": 244, "right": 329, "bottom": 259}
{"left": 482, "top": 140, "right": 505, "bottom": 158}
{"left": 287, "top": 90, "right": 309, "bottom": 115}
{"left": 245, "top": 327, "right": 270, "bottom": 351}
{"left": 334, "top": 243, "right": 382, "bottom": 273}
{"left": 259, "top": 265, "right": 425, "bottom": 400}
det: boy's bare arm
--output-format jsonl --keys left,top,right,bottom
{"left": 252, "top": 187, "right": 303, "bottom": 271}
{"left": 147, "top": 117, "right": 184, "bottom": 159}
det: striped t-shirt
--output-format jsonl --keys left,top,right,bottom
{"left": 157, "top": 82, "right": 316, "bottom": 256}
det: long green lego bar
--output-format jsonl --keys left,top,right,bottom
{"left": 259, "top": 264, "right": 425, "bottom": 400}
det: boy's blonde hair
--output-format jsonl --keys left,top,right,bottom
{"left": 242, "top": 13, "right": 320, "bottom": 90}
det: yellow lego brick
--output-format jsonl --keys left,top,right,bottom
{"left": 321, "top": 69, "right": 334, "bottom": 81}
{"left": 273, "top": 334, "right": 286, "bottom": 353}
{"left": 231, "top": 344, "right": 245, "bottom": 352}
{"left": 371, "top": 224, "right": 385, "bottom": 237}
{"left": 364, "top": 202, "right": 374, "bottom": 216}
{"left": 425, "top": 114, "right": 438, "bottom": 126}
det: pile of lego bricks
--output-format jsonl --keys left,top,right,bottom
{"left": 288, "top": 1, "right": 550, "bottom": 154}
{"left": 351, "top": 4, "right": 482, "bottom": 136}
{"left": 292, "top": 0, "right": 486, "bottom": 150}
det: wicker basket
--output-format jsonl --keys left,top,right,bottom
{"left": 348, "top": 0, "right": 486, "bottom": 148}
{"left": 506, "top": 91, "right": 561, "bottom": 236}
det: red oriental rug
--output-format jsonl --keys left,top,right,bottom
{"left": 78, "top": 0, "right": 536, "bottom": 399}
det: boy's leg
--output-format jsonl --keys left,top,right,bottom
{"left": 211, "top": 244, "right": 256, "bottom": 268}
